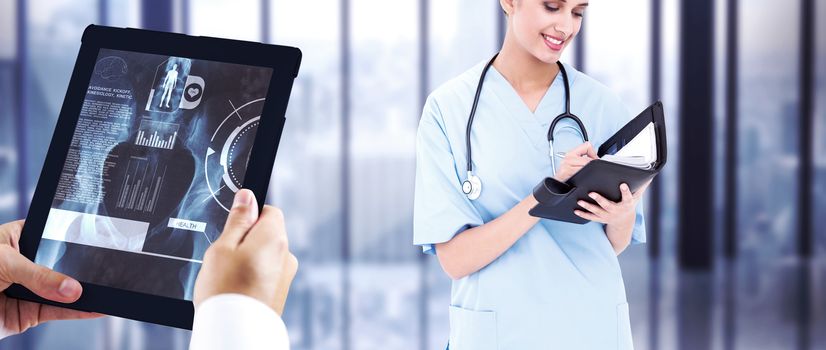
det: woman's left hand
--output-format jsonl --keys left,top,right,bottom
{"left": 573, "top": 182, "right": 649, "bottom": 225}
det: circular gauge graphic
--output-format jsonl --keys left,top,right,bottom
{"left": 204, "top": 98, "right": 264, "bottom": 212}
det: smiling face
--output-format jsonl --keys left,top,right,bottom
{"left": 502, "top": 0, "right": 588, "bottom": 63}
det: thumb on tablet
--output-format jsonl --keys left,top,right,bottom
{"left": 218, "top": 189, "right": 259, "bottom": 246}
{"left": 0, "top": 246, "right": 82, "bottom": 303}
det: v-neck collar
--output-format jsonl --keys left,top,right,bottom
{"left": 484, "top": 63, "right": 569, "bottom": 151}
{"left": 490, "top": 66, "right": 562, "bottom": 116}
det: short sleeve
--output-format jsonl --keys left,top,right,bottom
{"left": 413, "top": 96, "right": 484, "bottom": 255}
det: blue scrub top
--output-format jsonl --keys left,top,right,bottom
{"left": 413, "top": 60, "right": 646, "bottom": 350}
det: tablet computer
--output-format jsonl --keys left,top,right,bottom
{"left": 4, "top": 25, "right": 301, "bottom": 329}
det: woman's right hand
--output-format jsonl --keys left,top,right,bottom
{"left": 553, "top": 142, "right": 598, "bottom": 183}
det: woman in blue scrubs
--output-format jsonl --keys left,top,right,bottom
{"left": 414, "top": 1, "right": 649, "bottom": 349}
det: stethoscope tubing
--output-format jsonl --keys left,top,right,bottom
{"left": 463, "top": 54, "right": 590, "bottom": 199}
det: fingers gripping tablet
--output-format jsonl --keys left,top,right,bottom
{"left": 5, "top": 25, "right": 301, "bottom": 329}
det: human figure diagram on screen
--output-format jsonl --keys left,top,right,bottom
{"left": 160, "top": 63, "right": 178, "bottom": 108}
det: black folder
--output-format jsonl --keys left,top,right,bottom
{"left": 528, "top": 101, "right": 667, "bottom": 224}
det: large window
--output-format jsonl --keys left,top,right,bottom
{"left": 583, "top": 1, "right": 651, "bottom": 112}
{"left": 103, "top": 0, "right": 140, "bottom": 27}
{"left": 0, "top": 61, "right": 20, "bottom": 222}
{"left": 0, "top": 0, "right": 14, "bottom": 59}
{"left": 0, "top": 65, "right": 16, "bottom": 223}
{"left": 188, "top": 0, "right": 261, "bottom": 41}
{"left": 269, "top": 1, "right": 346, "bottom": 348}
{"left": 427, "top": 0, "right": 498, "bottom": 90}
{"left": 0, "top": 0, "right": 16, "bottom": 224}
{"left": 736, "top": 1, "right": 802, "bottom": 348}
{"left": 348, "top": 0, "right": 420, "bottom": 348}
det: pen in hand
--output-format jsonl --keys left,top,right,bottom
{"left": 555, "top": 151, "right": 596, "bottom": 159}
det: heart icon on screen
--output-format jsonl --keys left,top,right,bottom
{"left": 179, "top": 77, "right": 205, "bottom": 109}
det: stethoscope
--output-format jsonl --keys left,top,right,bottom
{"left": 462, "top": 53, "right": 589, "bottom": 200}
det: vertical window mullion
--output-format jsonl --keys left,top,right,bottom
{"left": 340, "top": 1, "right": 352, "bottom": 349}
{"left": 417, "top": 1, "right": 430, "bottom": 350}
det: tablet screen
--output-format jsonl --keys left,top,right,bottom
{"left": 34, "top": 49, "right": 273, "bottom": 300}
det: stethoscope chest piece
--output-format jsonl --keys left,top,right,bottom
{"left": 462, "top": 172, "right": 482, "bottom": 200}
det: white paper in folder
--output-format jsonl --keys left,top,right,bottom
{"left": 600, "top": 122, "right": 658, "bottom": 170}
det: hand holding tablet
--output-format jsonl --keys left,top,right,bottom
{"left": 194, "top": 189, "right": 298, "bottom": 315}
{"left": 4, "top": 25, "right": 301, "bottom": 329}
{"left": 0, "top": 220, "right": 101, "bottom": 339}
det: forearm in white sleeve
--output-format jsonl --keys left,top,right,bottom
{"left": 189, "top": 294, "right": 289, "bottom": 350}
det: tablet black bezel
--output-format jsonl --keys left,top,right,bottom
{"left": 3, "top": 25, "right": 301, "bottom": 330}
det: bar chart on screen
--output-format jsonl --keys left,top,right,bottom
{"left": 116, "top": 156, "right": 167, "bottom": 214}
{"left": 135, "top": 119, "right": 179, "bottom": 150}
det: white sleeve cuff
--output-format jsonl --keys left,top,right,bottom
{"left": 189, "top": 293, "right": 289, "bottom": 350}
